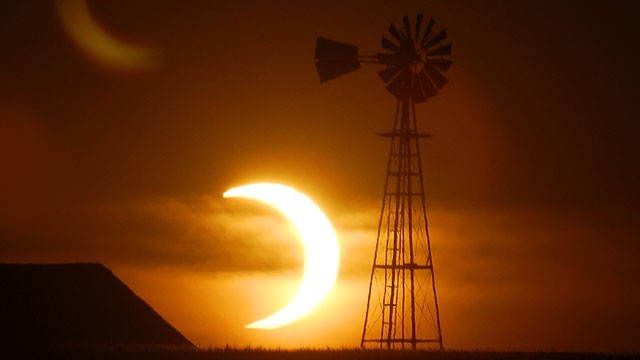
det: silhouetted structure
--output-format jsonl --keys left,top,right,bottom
{"left": 315, "top": 14, "right": 450, "bottom": 350}
{"left": 0, "top": 263, "right": 194, "bottom": 351}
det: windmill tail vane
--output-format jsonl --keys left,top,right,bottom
{"left": 314, "top": 14, "right": 451, "bottom": 350}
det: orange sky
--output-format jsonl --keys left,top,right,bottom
{"left": 1, "top": 0, "right": 639, "bottom": 353}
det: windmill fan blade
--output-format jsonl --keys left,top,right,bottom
{"left": 426, "top": 43, "right": 452, "bottom": 57}
{"left": 314, "top": 37, "right": 360, "bottom": 82}
{"left": 386, "top": 69, "right": 411, "bottom": 98}
{"left": 424, "top": 63, "right": 448, "bottom": 89}
{"left": 418, "top": 71, "right": 438, "bottom": 99}
{"left": 381, "top": 36, "right": 400, "bottom": 52}
{"left": 388, "top": 22, "right": 402, "bottom": 41}
{"left": 414, "top": 14, "right": 423, "bottom": 43}
{"left": 378, "top": 66, "right": 402, "bottom": 83}
{"left": 426, "top": 59, "right": 452, "bottom": 72}
{"left": 386, "top": 75, "right": 404, "bottom": 97}
{"left": 420, "top": 19, "right": 435, "bottom": 46}
{"left": 424, "top": 29, "right": 447, "bottom": 49}
{"left": 402, "top": 15, "right": 412, "bottom": 41}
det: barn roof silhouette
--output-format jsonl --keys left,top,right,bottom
{"left": 0, "top": 263, "right": 194, "bottom": 350}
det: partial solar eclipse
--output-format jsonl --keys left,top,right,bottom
{"left": 55, "top": 0, "right": 159, "bottom": 71}
{"left": 223, "top": 183, "right": 340, "bottom": 329}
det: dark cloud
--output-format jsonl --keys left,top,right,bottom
{"left": 0, "top": 194, "right": 304, "bottom": 273}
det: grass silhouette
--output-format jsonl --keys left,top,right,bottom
{"left": 6, "top": 346, "right": 636, "bottom": 360}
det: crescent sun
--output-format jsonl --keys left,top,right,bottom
{"left": 223, "top": 183, "right": 340, "bottom": 329}
{"left": 55, "top": 0, "right": 159, "bottom": 71}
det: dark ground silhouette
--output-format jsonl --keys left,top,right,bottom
{"left": 3, "top": 348, "right": 638, "bottom": 360}
{"left": 0, "top": 263, "right": 194, "bottom": 352}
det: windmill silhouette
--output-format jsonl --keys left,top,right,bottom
{"left": 314, "top": 14, "right": 451, "bottom": 349}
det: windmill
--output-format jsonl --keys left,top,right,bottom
{"left": 314, "top": 14, "right": 451, "bottom": 349}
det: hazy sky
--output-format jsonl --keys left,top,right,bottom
{"left": 1, "top": 0, "right": 638, "bottom": 352}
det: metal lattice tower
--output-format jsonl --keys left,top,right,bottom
{"left": 314, "top": 14, "right": 450, "bottom": 350}
{"left": 360, "top": 98, "right": 443, "bottom": 349}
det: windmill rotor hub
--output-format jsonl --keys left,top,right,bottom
{"left": 377, "top": 15, "right": 452, "bottom": 102}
